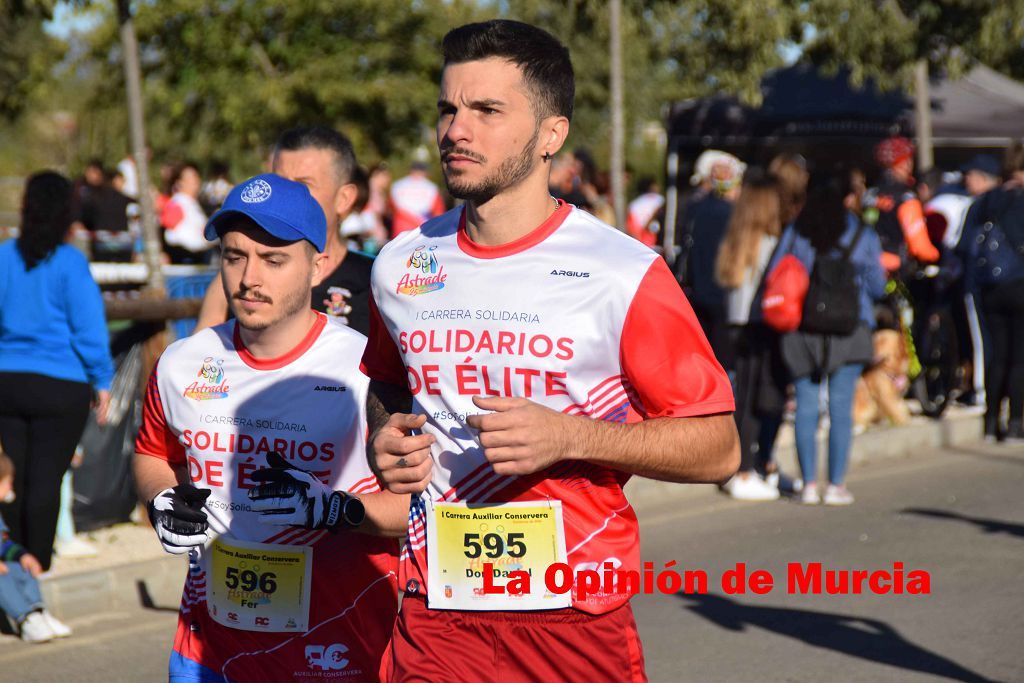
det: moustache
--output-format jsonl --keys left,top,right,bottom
{"left": 441, "top": 146, "right": 486, "bottom": 164}
{"left": 233, "top": 290, "right": 273, "bottom": 304}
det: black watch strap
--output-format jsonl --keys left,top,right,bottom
{"left": 327, "top": 492, "right": 365, "bottom": 530}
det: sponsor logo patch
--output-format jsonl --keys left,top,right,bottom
{"left": 306, "top": 643, "right": 352, "bottom": 672}
{"left": 240, "top": 178, "right": 273, "bottom": 203}
{"left": 397, "top": 245, "right": 446, "bottom": 296}
{"left": 184, "top": 357, "right": 229, "bottom": 401}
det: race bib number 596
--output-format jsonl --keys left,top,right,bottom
{"left": 425, "top": 499, "right": 570, "bottom": 611}
{"left": 207, "top": 537, "right": 312, "bottom": 632}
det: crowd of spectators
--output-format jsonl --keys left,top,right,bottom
{"left": 657, "top": 140, "right": 1024, "bottom": 504}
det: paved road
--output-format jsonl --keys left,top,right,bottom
{"left": 5, "top": 442, "right": 1022, "bottom": 682}
{"left": 0, "top": 606, "right": 176, "bottom": 682}
{"left": 634, "top": 441, "right": 1023, "bottom": 683}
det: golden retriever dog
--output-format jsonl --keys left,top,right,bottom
{"left": 854, "top": 328, "right": 912, "bottom": 428}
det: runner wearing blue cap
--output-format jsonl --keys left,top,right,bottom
{"left": 134, "top": 174, "right": 407, "bottom": 682}
{"left": 194, "top": 127, "right": 376, "bottom": 335}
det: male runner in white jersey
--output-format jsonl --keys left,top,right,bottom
{"left": 134, "top": 174, "right": 407, "bottom": 682}
{"left": 360, "top": 20, "right": 739, "bottom": 682}
{"left": 194, "top": 127, "right": 375, "bottom": 335}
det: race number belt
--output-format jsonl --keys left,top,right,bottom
{"left": 425, "top": 499, "right": 570, "bottom": 611}
{"left": 206, "top": 537, "right": 313, "bottom": 632}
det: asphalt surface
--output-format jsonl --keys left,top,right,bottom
{"left": 5, "top": 441, "right": 1022, "bottom": 683}
{"left": 634, "top": 441, "right": 1024, "bottom": 683}
{"left": 0, "top": 606, "right": 177, "bottom": 682}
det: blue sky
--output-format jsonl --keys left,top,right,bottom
{"left": 45, "top": 1, "right": 104, "bottom": 39}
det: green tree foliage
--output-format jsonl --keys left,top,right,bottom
{"left": 9, "top": 1, "right": 1024, "bottom": 179}
{"left": 0, "top": 1, "right": 64, "bottom": 120}
{"left": 799, "top": 0, "right": 1024, "bottom": 86}
{"left": 501, "top": 0, "right": 796, "bottom": 175}
{"left": 69, "top": 0, "right": 804, "bottom": 175}
{"left": 78, "top": 0, "right": 489, "bottom": 171}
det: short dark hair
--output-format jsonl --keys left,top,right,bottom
{"left": 794, "top": 167, "right": 851, "bottom": 253}
{"left": 169, "top": 161, "right": 200, "bottom": 192}
{"left": 636, "top": 176, "right": 658, "bottom": 195}
{"left": 273, "top": 126, "right": 358, "bottom": 185}
{"left": 350, "top": 165, "right": 370, "bottom": 214}
{"left": 18, "top": 171, "right": 73, "bottom": 270}
{"left": 918, "top": 167, "right": 944, "bottom": 193}
{"left": 442, "top": 20, "right": 574, "bottom": 122}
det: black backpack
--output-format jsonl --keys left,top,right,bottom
{"left": 971, "top": 188, "right": 1024, "bottom": 288}
{"left": 800, "top": 222, "right": 868, "bottom": 335}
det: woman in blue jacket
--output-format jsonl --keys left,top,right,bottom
{"left": 0, "top": 171, "right": 114, "bottom": 570}
{"left": 772, "top": 170, "right": 887, "bottom": 505}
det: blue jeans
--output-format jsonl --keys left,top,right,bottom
{"left": 794, "top": 363, "right": 864, "bottom": 486}
{"left": 0, "top": 562, "right": 44, "bottom": 623}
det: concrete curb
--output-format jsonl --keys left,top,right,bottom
{"left": 41, "top": 554, "right": 186, "bottom": 621}
{"left": 39, "top": 411, "right": 983, "bottom": 621}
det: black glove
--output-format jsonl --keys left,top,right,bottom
{"left": 248, "top": 451, "right": 365, "bottom": 530}
{"left": 147, "top": 485, "right": 212, "bottom": 554}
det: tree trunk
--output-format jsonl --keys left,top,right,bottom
{"left": 609, "top": 0, "right": 626, "bottom": 231}
{"left": 914, "top": 59, "right": 934, "bottom": 171}
{"left": 118, "top": 0, "right": 165, "bottom": 294}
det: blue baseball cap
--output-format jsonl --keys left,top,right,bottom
{"left": 961, "top": 154, "right": 1001, "bottom": 178}
{"left": 204, "top": 173, "right": 327, "bottom": 252}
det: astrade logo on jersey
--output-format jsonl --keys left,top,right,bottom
{"left": 183, "top": 357, "right": 230, "bottom": 401}
{"left": 397, "top": 245, "right": 446, "bottom": 296}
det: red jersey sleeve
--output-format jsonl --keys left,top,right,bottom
{"left": 134, "top": 362, "right": 186, "bottom": 465}
{"left": 620, "top": 258, "right": 735, "bottom": 418}
{"left": 359, "top": 291, "right": 408, "bottom": 386}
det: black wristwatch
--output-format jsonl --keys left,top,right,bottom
{"left": 326, "top": 491, "right": 366, "bottom": 530}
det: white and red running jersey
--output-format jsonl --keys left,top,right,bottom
{"left": 388, "top": 174, "right": 446, "bottom": 237}
{"left": 361, "top": 201, "right": 733, "bottom": 615}
{"left": 136, "top": 313, "right": 398, "bottom": 682}
{"left": 626, "top": 192, "right": 665, "bottom": 247}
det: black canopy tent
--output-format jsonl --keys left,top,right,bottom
{"left": 660, "top": 64, "right": 1024, "bottom": 261}
{"left": 667, "top": 63, "right": 1024, "bottom": 170}
{"left": 668, "top": 65, "right": 909, "bottom": 147}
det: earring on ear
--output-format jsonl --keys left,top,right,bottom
{"left": 542, "top": 152, "right": 553, "bottom": 162}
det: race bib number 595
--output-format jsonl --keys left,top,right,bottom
{"left": 425, "top": 499, "right": 570, "bottom": 611}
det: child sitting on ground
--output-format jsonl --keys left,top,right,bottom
{"left": 0, "top": 451, "right": 72, "bottom": 643}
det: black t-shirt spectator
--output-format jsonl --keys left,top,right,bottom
{"left": 78, "top": 185, "right": 133, "bottom": 233}
{"left": 311, "top": 250, "right": 374, "bottom": 336}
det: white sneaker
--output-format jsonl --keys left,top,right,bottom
{"left": 823, "top": 484, "right": 855, "bottom": 506}
{"left": 42, "top": 611, "right": 71, "bottom": 638}
{"left": 726, "top": 473, "right": 780, "bottom": 501}
{"left": 800, "top": 482, "right": 820, "bottom": 505}
{"left": 54, "top": 536, "right": 98, "bottom": 559}
{"left": 20, "top": 612, "right": 54, "bottom": 643}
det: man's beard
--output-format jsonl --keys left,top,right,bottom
{"left": 227, "top": 280, "right": 310, "bottom": 331}
{"left": 442, "top": 124, "right": 541, "bottom": 204}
